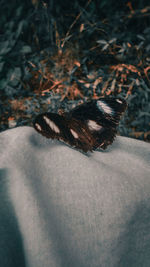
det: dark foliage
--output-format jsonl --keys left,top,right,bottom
{"left": 0, "top": 0, "right": 150, "bottom": 142}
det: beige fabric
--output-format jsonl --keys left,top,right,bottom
{"left": 0, "top": 126, "right": 150, "bottom": 267}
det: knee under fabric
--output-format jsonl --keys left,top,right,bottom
{"left": 0, "top": 126, "right": 150, "bottom": 267}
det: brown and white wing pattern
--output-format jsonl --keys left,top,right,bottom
{"left": 33, "top": 97, "right": 127, "bottom": 152}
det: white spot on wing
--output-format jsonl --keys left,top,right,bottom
{"left": 43, "top": 116, "right": 60, "bottom": 133}
{"left": 97, "top": 100, "right": 113, "bottom": 115}
{"left": 99, "top": 142, "right": 104, "bottom": 147}
{"left": 87, "top": 120, "right": 102, "bottom": 131}
{"left": 116, "top": 99, "right": 122, "bottom": 104}
{"left": 70, "top": 129, "right": 79, "bottom": 139}
{"left": 35, "top": 123, "right": 42, "bottom": 131}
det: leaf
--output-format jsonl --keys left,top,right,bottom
{"left": 0, "top": 41, "right": 11, "bottom": 55}
{"left": 118, "top": 48, "right": 125, "bottom": 53}
{"left": 21, "top": 46, "right": 32, "bottom": 54}
{"left": 146, "top": 44, "right": 150, "bottom": 52}
{"left": 0, "top": 79, "right": 8, "bottom": 90}
{"left": 9, "top": 67, "right": 22, "bottom": 86}
{"left": 109, "top": 38, "right": 116, "bottom": 44}
{"left": 96, "top": 39, "right": 107, "bottom": 45}
{"left": 137, "top": 34, "right": 145, "bottom": 41}
{"left": 101, "top": 43, "right": 109, "bottom": 51}
{"left": 16, "top": 20, "right": 25, "bottom": 39}
{"left": 0, "top": 62, "right": 4, "bottom": 72}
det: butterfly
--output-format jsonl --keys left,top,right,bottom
{"left": 33, "top": 96, "right": 127, "bottom": 152}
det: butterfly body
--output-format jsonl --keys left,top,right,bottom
{"left": 33, "top": 97, "right": 127, "bottom": 152}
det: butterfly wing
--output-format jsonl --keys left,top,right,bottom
{"left": 67, "top": 97, "right": 127, "bottom": 150}
{"left": 33, "top": 112, "right": 94, "bottom": 152}
{"left": 33, "top": 97, "right": 127, "bottom": 152}
{"left": 34, "top": 112, "right": 73, "bottom": 142}
{"left": 67, "top": 97, "right": 127, "bottom": 125}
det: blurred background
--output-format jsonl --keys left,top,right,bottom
{"left": 0, "top": 0, "right": 150, "bottom": 142}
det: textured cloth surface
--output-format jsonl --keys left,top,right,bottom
{"left": 0, "top": 126, "right": 150, "bottom": 267}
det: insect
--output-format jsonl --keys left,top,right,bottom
{"left": 33, "top": 96, "right": 127, "bottom": 152}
